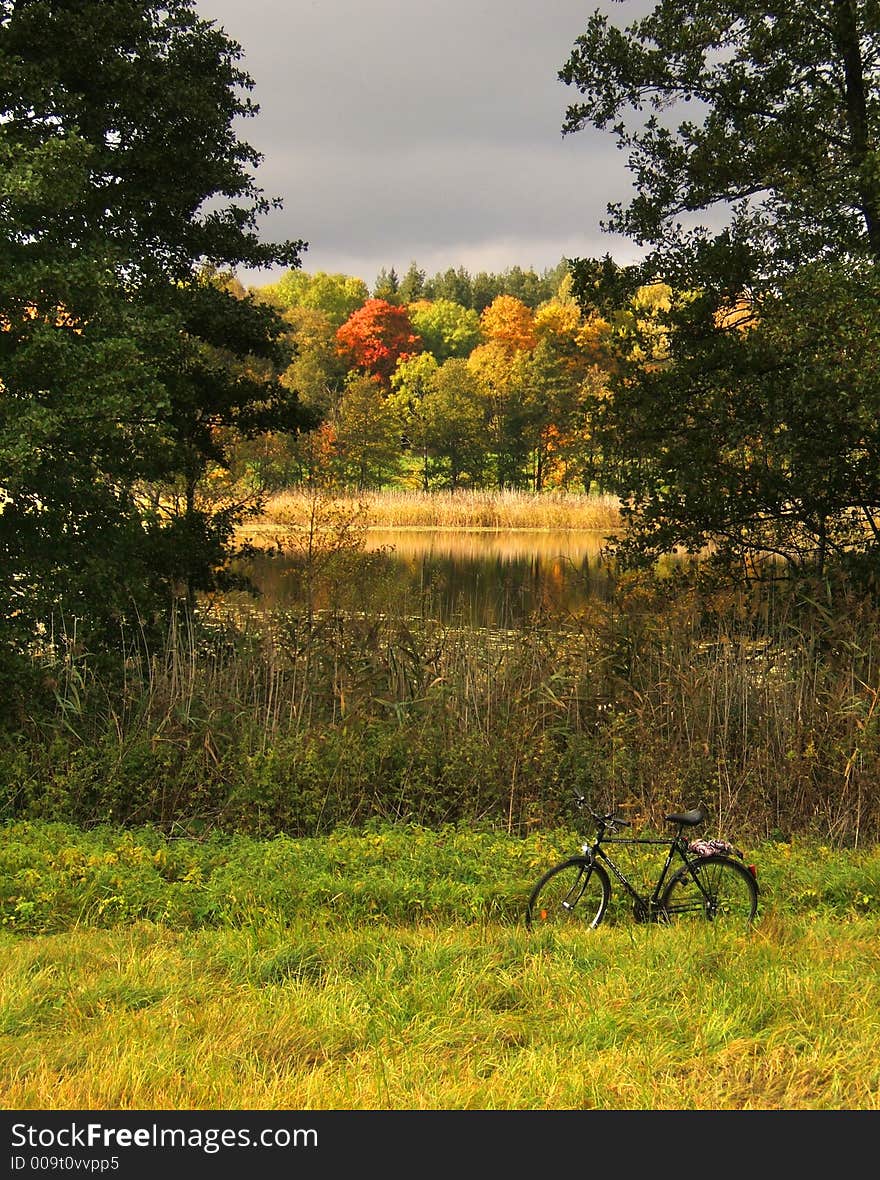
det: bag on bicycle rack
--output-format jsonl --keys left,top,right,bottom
{"left": 687, "top": 838, "right": 744, "bottom": 859}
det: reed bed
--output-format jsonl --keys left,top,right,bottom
{"left": 9, "top": 574, "right": 880, "bottom": 844}
{"left": 252, "top": 488, "right": 622, "bottom": 536}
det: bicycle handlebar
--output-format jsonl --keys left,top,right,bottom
{"left": 573, "top": 794, "right": 631, "bottom": 829}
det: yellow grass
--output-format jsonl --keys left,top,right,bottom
{"left": 3, "top": 916, "right": 879, "bottom": 1110}
{"left": 246, "top": 488, "right": 621, "bottom": 541}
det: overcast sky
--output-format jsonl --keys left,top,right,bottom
{"left": 194, "top": 0, "right": 648, "bottom": 288}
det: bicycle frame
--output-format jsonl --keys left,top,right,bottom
{"left": 584, "top": 829, "right": 707, "bottom": 918}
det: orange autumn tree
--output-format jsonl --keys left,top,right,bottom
{"left": 335, "top": 299, "right": 422, "bottom": 385}
{"left": 478, "top": 294, "right": 536, "bottom": 353}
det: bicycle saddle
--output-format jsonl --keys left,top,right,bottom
{"left": 665, "top": 808, "right": 705, "bottom": 827}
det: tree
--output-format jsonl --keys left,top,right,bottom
{"left": 278, "top": 306, "right": 348, "bottom": 417}
{"left": 423, "top": 266, "right": 474, "bottom": 307}
{"left": 227, "top": 303, "right": 347, "bottom": 489}
{"left": 526, "top": 297, "right": 612, "bottom": 491}
{"left": 330, "top": 375, "right": 401, "bottom": 490}
{"left": 562, "top": 0, "right": 880, "bottom": 288}
{"left": 335, "top": 299, "right": 422, "bottom": 385}
{"left": 407, "top": 298, "right": 482, "bottom": 362}
{"left": 372, "top": 266, "right": 401, "bottom": 303}
{"left": 398, "top": 261, "right": 426, "bottom": 304}
{"left": 426, "top": 359, "right": 487, "bottom": 488}
{"left": 465, "top": 297, "right": 539, "bottom": 488}
{"left": 496, "top": 265, "right": 551, "bottom": 309}
{"left": 388, "top": 353, "right": 440, "bottom": 490}
{"left": 263, "top": 270, "right": 368, "bottom": 329}
{"left": 0, "top": 0, "right": 308, "bottom": 683}
{"left": 479, "top": 295, "right": 537, "bottom": 354}
{"left": 560, "top": 0, "right": 880, "bottom": 579}
{"left": 593, "top": 262, "right": 880, "bottom": 576}
{"left": 467, "top": 341, "right": 532, "bottom": 488}
{"left": 470, "top": 271, "right": 503, "bottom": 312}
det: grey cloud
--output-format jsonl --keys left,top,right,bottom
{"left": 195, "top": 0, "right": 645, "bottom": 283}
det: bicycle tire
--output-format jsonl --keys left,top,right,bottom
{"left": 525, "top": 856, "right": 611, "bottom": 930}
{"left": 659, "top": 854, "right": 758, "bottom": 926}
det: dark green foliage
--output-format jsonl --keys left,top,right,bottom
{"left": 390, "top": 260, "right": 568, "bottom": 311}
{"left": 0, "top": 0, "right": 308, "bottom": 688}
{"left": 561, "top": 0, "right": 880, "bottom": 286}
{"left": 561, "top": 0, "right": 880, "bottom": 580}
{"left": 589, "top": 262, "right": 880, "bottom": 577}
{"left": 372, "top": 266, "right": 400, "bottom": 303}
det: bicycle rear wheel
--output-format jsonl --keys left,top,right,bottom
{"left": 660, "top": 854, "right": 758, "bottom": 926}
{"left": 525, "top": 857, "right": 611, "bottom": 930}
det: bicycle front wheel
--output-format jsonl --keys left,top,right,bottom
{"left": 660, "top": 854, "right": 758, "bottom": 926}
{"left": 525, "top": 857, "right": 611, "bottom": 930}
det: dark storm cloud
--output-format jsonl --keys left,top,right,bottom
{"left": 195, "top": 0, "right": 647, "bottom": 285}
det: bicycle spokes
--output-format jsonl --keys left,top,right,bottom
{"left": 661, "top": 856, "right": 758, "bottom": 925}
{"left": 526, "top": 858, "right": 610, "bottom": 929}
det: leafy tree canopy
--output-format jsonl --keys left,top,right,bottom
{"left": 561, "top": 0, "right": 880, "bottom": 294}
{"left": 364, "top": 260, "right": 569, "bottom": 311}
{"left": 560, "top": 0, "right": 880, "bottom": 581}
{"left": 335, "top": 299, "right": 422, "bottom": 385}
{"left": 407, "top": 298, "right": 482, "bottom": 363}
{"left": 263, "top": 270, "right": 369, "bottom": 328}
{"left": 0, "top": 0, "right": 307, "bottom": 684}
{"left": 372, "top": 266, "right": 401, "bottom": 303}
{"left": 479, "top": 295, "right": 536, "bottom": 354}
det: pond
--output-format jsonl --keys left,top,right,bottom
{"left": 230, "top": 529, "right": 616, "bottom": 628}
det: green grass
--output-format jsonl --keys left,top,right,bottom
{"left": 1, "top": 821, "right": 880, "bottom": 1110}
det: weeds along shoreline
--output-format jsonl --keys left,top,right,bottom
{"left": 7, "top": 566, "right": 880, "bottom": 846}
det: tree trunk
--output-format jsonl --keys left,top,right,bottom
{"left": 835, "top": 0, "right": 880, "bottom": 258}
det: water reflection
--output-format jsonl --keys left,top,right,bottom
{"left": 233, "top": 529, "right": 615, "bottom": 627}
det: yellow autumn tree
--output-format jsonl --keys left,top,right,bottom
{"left": 479, "top": 294, "right": 536, "bottom": 354}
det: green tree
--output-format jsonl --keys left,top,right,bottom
{"left": 425, "top": 359, "right": 487, "bottom": 488}
{"left": 561, "top": 0, "right": 880, "bottom": 578}
{"left": 0, "top": 0, "right": 308, "bottom": 683}
{"left": 330, "top": 375, "right": 401, "bottom": 490}
{"left": 470, "top": 271, "right": 503, "bottom": 312}
{"left": 279, "top": 306, "right": 347, "bottom": 416}
{"left": 398, "top": 261, "right": 426, "bottom": 304}
{"left": 407, "top": 298, "right": 482, "bottom": 363}
{"left": 263, "top": 270, "right": 369, "bottom": 329}
{"left": 497, "top": 265, "right": 551, "bottom": 309}
{"left": 372, "top": 266, "right": 401, "bottom": 303}
{"left": 423, "top": 266, "right": 474, "bottom": 308}
{"left": 388, "top": 353, "right": 440, "bottom": 491}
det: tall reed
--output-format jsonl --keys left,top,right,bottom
{"left": 253, "top": 488, "right": 622, "bottom": 534}
{"left": 7, "top": 569, "right": 880, "bottom": 845}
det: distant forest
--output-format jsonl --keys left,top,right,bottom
{"left": 368, "top": 259, "right": 571, "bottom": 311}
{"left": 229, "top": 257, "right": 642, "bottom": 495}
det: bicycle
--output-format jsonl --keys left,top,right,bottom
{"left": 525, "top": 798, "right": 758, "bottom": 930}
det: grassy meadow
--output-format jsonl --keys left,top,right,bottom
{"left": 2, "top": 820, "right": 880, "bottom": 1110}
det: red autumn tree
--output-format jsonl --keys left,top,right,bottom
{"left": 335, "top": 298, "right": 422, "bottom": 384}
